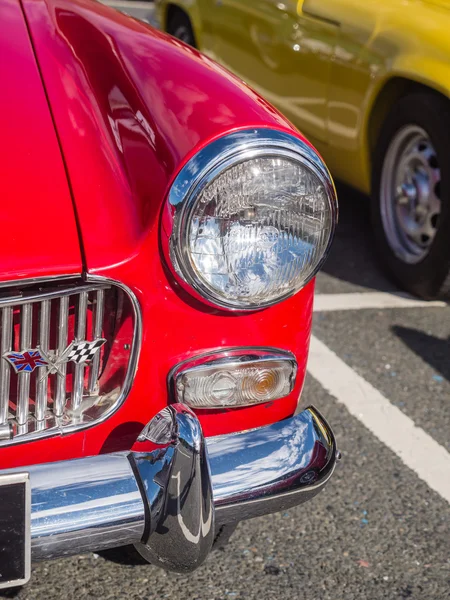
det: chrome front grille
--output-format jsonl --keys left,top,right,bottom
{"left": 0, "top": 278, "right": 139, "bottom": 445}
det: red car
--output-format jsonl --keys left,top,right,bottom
{"left": 0, "top": 0, "right": 338, "bottom": 588}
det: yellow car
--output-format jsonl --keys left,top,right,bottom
{"left": 155, "top": 0, "right": 450, "bottom": 299}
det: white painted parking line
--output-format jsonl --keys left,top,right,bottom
{"left": 313, "top": 292, "right": 446, "bottom": 312}
{"left": 308, "top": 335, "right": 450, "bottom": 503}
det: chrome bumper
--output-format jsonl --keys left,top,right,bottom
{"left": 6, "top": 405, "right": 336, "bottom": 573}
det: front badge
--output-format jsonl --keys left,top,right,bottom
{"left": 3, "top": 339, "right": 106, "bottom": 375}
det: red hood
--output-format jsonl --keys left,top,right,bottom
{"left": 1, "top": 0, "right": 82, "bottom": 283}
{"left": 20, "top": 0, "right": 297, "bottom": 273}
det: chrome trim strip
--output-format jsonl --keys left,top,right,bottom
{"left": 54, "top": 296, "right": 69, "bottom": 417}
{"left": 72, "top": 291, "right": 88, "bottom": 410}
{"left": 88, "top": 288, "right": 104, "bottom": 393}
{"left": 17, "top": 304, "right": 32, "bottom": 425}
{"left": 36, "top": 300, "right": 50, "bottom": 422}
{"left": 0, "top": 283, "right": 109, "bottom": 309}
{"left": 1, "top": 406, "right": 335, "bottom": 570}
{"left": 0, "top": 274, "right": 79, "bottom": 290}
{"left": 162, "top": 128, "right": 338, "bottom": 311}
{"left": 0, "top": 306, "right": 12, "bottom": 424}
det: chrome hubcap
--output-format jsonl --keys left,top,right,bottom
{"left": 380, "top": 125, "right": 441, "bottom": 264}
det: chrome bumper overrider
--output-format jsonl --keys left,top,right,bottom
{"left": 5, "top": 404, "right": 336, "bottom": 573}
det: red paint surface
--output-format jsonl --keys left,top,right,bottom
{"left": 1, "top": 0, "right": 317, "bottom": 468}
{"left": 0, "top": 0, "right": 82, "bottom": 282}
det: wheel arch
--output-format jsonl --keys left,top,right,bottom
{"left": 364, "top": 68, "right": 450, "bottom": 192}
{"left": 163, "top": 1, "right": 202, "bottom": 47}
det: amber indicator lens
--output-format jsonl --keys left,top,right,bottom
{"left": 175, "top": 355, "right": 297, "bottom": 409}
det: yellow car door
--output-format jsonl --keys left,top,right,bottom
{"left": 305, "top": 0, "right": 380, "bottom": 191}
{"left": 208, "top": 0, "right": 339, "bottom": 144}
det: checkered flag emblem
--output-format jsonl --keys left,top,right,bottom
{"left": 66, "top": 339, "right": 106, "bottom": 364}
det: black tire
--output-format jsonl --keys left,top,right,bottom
{"left": 371, "top": 91, "right": 450, "bottom": 299}
{"left": 167, "top": 10, "right": 196, "bottom": 48}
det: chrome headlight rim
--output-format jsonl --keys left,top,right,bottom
{"left": 163, "top": 128, "right": 338, "bottom": 311}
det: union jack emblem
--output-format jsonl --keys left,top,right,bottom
{"left": 3, "top": 350, "right": 49, "bottom": 374}
{"left": 3, "top": 338, "right": 106, "bottom": 378}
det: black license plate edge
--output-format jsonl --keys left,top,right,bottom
{"left": 0, "top": 472, "right": 31, "bottom": 590}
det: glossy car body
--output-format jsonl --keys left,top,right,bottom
{"left": 0, "top": 0, "right": 337, "bottom": 587}
{"left": 2, "top": 0, "right": 311, "bottom": 469}
{"left": 155, "top": 0, "right": 450, "bottom": 196}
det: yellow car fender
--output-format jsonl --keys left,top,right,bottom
{"left": 358, "top": 59, "right": 450, "bottom": 195}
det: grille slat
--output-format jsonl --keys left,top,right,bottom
{"left": 88, "top": 289, "right": 104, "bottom": 394}
{"left": 36, "top": 299, "right": 50, "bottom": 422}
{"left": 55, "top": 295, "right": 69, "bottom": 417}
{"left": 0, "top": 306, "right": 12, "bottom": 425}
{"left": 72, "top": 291, "right": 88, "bottom": 411}
{"left": 17, "top": 303, "right": 32, "bottom": 425}
{"left": 0, "top": 279, "right": 138, "bottom": 447}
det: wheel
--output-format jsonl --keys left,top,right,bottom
{"left": 167, "top": 10, "right": 196, "bottom": 47}
{"left": 371, "top": 91, "right": 450, "bottom": 299}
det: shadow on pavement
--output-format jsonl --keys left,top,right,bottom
{"left": 392, "top": 325, "right": 450, "bottom": 382}
{"left": 97, "top": 545, "right": 148, "bottom": 565}
{"left": 0, "top": 588, "right": 21, "bottom": 599}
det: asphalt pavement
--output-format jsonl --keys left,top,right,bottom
{"left": 7, "top": 2, "right": 450, "bottom": 597}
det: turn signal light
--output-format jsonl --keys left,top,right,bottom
{"left": 171, "top": 349, "right": 297, "bottom": 409}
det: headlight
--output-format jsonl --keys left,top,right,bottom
{"left": 163, "top": 129, "right": 337, "bottom": 310}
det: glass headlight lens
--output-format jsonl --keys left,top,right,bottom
{"left": 166, "top": 130, "right": 337, "bottom": 309}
